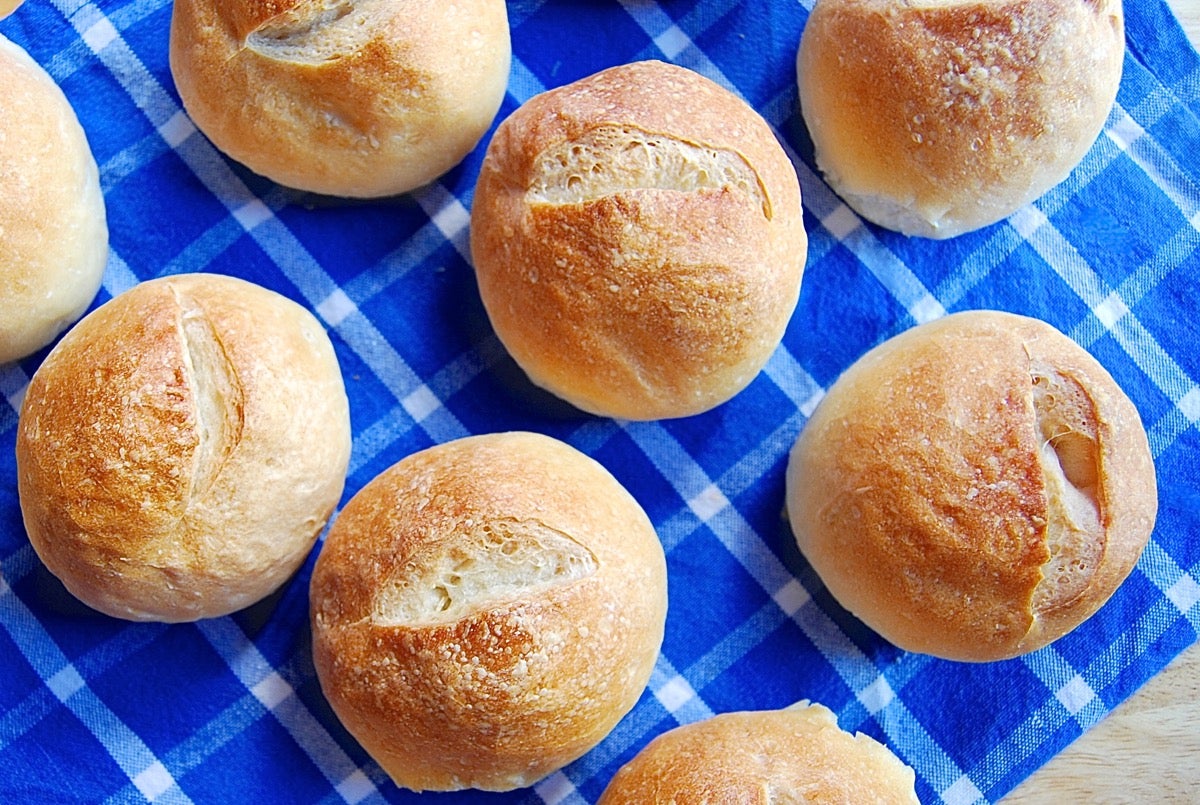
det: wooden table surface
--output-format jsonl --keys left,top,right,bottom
{"left": 1006, "top": 3, "right": 1199, "bottom": 801}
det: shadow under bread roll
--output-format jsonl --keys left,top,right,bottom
{"left": 786, "top": 310, "right": 1157, "bottom": 662}
{"left": 16, "top": 273, "right": 351, "bottom": 622}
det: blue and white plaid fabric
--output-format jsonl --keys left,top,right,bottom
{"left": 2, "top": 1, "right": 1198, "bottom": 802}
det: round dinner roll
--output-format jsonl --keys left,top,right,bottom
{"left": 310, "top": 431, "right": 668, "bottom": 792}
{"left": 16, "top": 273, "right": 351, "bottom": 622}
{"left": 0, "top": 33, "right": 107, "bottom": 365}
{"left": 168, "top": 0, "right": 510, "bottom": 198}
{"left": 797, "top": 0, "right": 1125, "bottom": 239}
{"left": 598, "top": 702, "right": 918, "bottom": 804}
{"left": 786, "top": 311, "right": 1157, "bottom": 662}
{"left": 470, "top": 60, "right": 807, "bottom": 420}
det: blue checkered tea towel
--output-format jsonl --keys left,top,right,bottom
{"left": 1, "top": 1, "right": 1197, "bottom": 803}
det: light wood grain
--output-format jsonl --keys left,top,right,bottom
{"left": 1168, "top": 0, "right": 1200, "bottom": 48}
{"left": 1005, "top": 644, "right": 1200, "bottom": 802}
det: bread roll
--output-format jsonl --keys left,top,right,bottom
{"left": 0, "top": 33, "right": 107, "bottom": 365}
{"left": 598, "top": 702, "right": 918, "bottom": 804}
{"left": 797, "top": 0, "right": 1125, "bottom": 239}
{"left": 310, "top": 431, "right": 667, "bottom": 792}
{"left": 16, "top": 273, "right": 351, "bottom": 622}
{"left": 470, "top": 60, "right": 807, "bottom": 420}
{"left": 1, "top": 1, "right": 26, "bottom": 20}
{"left": 168, "top": 0, "right": 511, "bottom": 198}
{"left": 785, "top": 311, "right": 1157, "bottom": 662}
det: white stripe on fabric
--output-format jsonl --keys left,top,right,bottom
{"left": 858, "top": 674, "right": 896, "bottom": 716}
{"left": 942, "top": 774, "right": 986, "bottom": 805}
{"left": 1166, "top": 574, "right": 1200, "bottom": 614}
{"left": 821, "top": 204, "right": 860, "bottom": 241}
{"left": 1055, "top": 675, "right": 1098, "bottom": 717}
{"left": 46, "top": 665, "right": 87, "bottom": 702}
{"left": 687, "top": 483, "right": 730, "bottom": 523}
{"left": 333, "top": 770, "right": 377, "bottom": 805}
{"left": 100, "top": 251, "right": 142, "bottom": 299}
{"left": 1093, "top": 290, "right": 1131, "bottom": 329}
{"left": 655, "top": 24, "right": 692, "bottom": 59}
{"left": 133, "top": 762, "right": 176, "bottom": 802}
{"left": 1178, "top": 387, "right": 1200, "bottom": 423}
{"left": 1, "top": 372, "right": 28, "bottom": 418}
{"left": 534, "top": 771, "right": 582, "bottom": 805}
{"left": 402, "top": 384, "right": 442, "bottom": 423}
{"left": 316, "top": 288, "right": 358, "bottom": 328}
{"left": 80, "top": 14, "right": 119, "bottom": 51}
{"left": 232, "top": 199, "right": 273, "bottom": 232}
{"left": 0, "top": 577, "right": 191, "bottom": 803}
{"left": 157, "top": 111, "right": 195, "bottom": 149}
{"left": 1107, "top": 104, "right": 1200, "bottom": 223}
{"left": 194, "top": 619, "right": 381, "bottom": 802}
{"left": 773, "top": 579, "right": 809, "bottom": 617}
{"left": 415, "top": 184, "right": 472, "bottom": 262}
{"left": 654, "top": 674, "right": 698, "bottom": 715}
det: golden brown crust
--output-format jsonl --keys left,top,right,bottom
{"left": 598, "top": 703, "right": 918, "bottom": 804}
{"left": 785, "top": 311, "right": 1157, "bottom": 662}
{"left": 0, "top": 34, "right": 107, "bottom": 365}
{"left": 0, "top": 0, "right": 24, "bottom": 21}
{"left": 168, "top": 0, "right": 511, "bottom": 197}
{"left": 797, "top": 0, "right": 1125, "bottom": 239}
{"left": 16, "top": 273, "right": 351, "bottom": 622}
{"left": 470, "top": 60, "right": 807, "bottom": 420}
{"left": 310, "top": 431, "right": 668, "bottom": 792}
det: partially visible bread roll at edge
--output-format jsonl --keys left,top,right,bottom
{"left": 169, "top": 0, "right": 511, "bottom": 198}
{"left": 470, "top": 60, "right": 807, "bottom": 420}
{"left": 1, "top": 33, "right": 107, "bottom": 364}
{"left": 16, "top": 273, "right": 351, "bottom": 622}
{"left": 598, "top": 702, "right": 919, "bottom": 804}
{"left": 310, "top": 431, "right": 668, "bottom": 792}
{"left": 785, "top": 310, "right": 1157, "bottom": 662}
{"left": 1, "top": 0, "right": 26, "bottom": 21}
{"left": 797, "top": 0, "right": 1125, "bottom": 239}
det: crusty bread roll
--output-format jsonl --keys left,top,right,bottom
{"left": 470, "top": 60, "right": 807, "bottom": 420}
{"left": 168, "top": 0, "right": 510, "bottom": 198}
{"left": 310, "top": 431, "right": 667, "bottom": 792}
{"left": 16, "top": 273, "right": 351, "bottom": 622}
{"left": 598, "top": 702, "right": 918, "bottom": 804}
{"left": 797, "top": 0, "right": 1125, "bottom": 239}
{"left": 785, "top": 311, "right": 1157, "bottom": 662}
{"left": 0, "top": 33, "right": 107, "bottom": 365}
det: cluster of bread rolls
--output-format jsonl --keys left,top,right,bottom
{"left": 4, "top": 0, "right": 1160, "bottom": 799}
